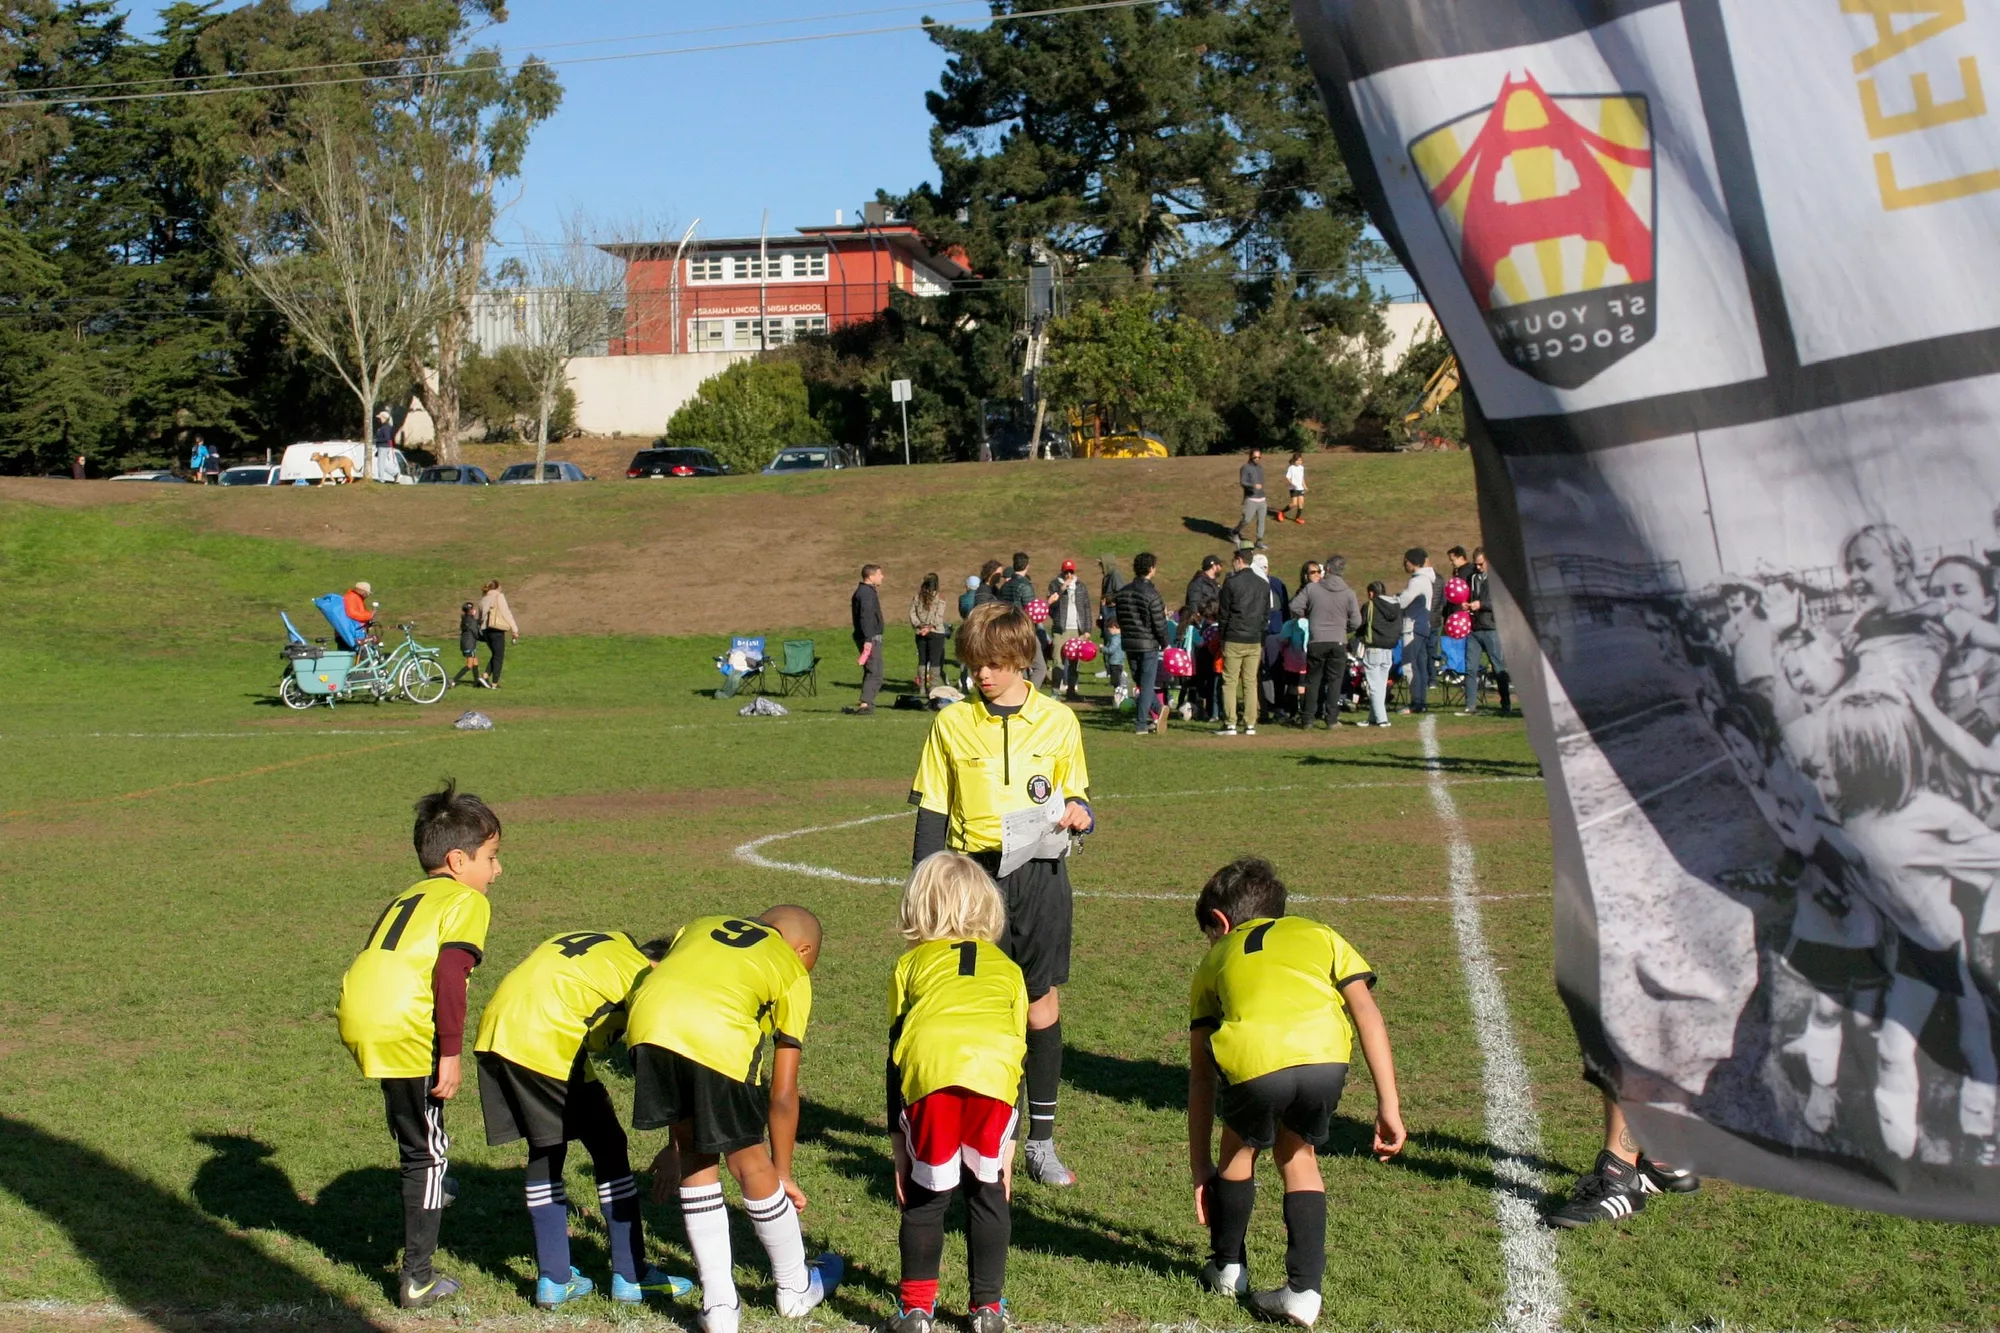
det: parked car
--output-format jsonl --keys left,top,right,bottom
{"left": 626, "top": 447, "right": 728, "bottom": 479}
{"left": 497, "top": 461, "right": 591, "bottom": 484}
{"left": 276, "top": 441, "right": 415, "bottom": 484}
{"left": 762, "top": 444, "right": 859, "bottom": 474}
{"left": 218, "top": 465, "right": 281, "bottom": 486}
{"left": 109, "top": 470, "right": 190, "bottom": 483}
{"left": 416, "top": 465, "right": 491, "bottom": 485}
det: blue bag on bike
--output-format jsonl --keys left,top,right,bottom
{"left": 313, "top": 593, "right": 366, "bottom": 650}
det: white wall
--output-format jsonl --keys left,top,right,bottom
{"left": 564, "top": 351, "right": 754, "bottom": 437}
{"left": 1381, "top": 301, "right": 1442, "bottom": 368}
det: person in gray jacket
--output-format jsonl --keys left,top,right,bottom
{"left": 1289, "top": 558, "right": 1362, "bottom": 728}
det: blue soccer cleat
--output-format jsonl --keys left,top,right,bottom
{"left": 535, "top": 1266, "right": 595, "bottom": 1308}
{"left": 612, "top": 1266, "right": 694, "bottom": 1303}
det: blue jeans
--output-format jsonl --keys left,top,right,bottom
{"left": 1468, "top": 628, "right": 1509, "bottom": 711}
{"left": 1132, "top": 651, "right": 1161, "bottom": 732}
{"left": 1405, "top": 636, "right": 1431, "bottom": 711}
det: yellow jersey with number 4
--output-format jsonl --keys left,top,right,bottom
{"left": 1189, "top": 916, "right": 1375, "bottom": 1083}
{"left": 890, "top": 938, "right": 1027, "bottom": 1107}
{"left": 337, "top": 877, "right": 491, "bottom": 1079}
{"left": 474, "top": 931, "right": 653, "bottom": 1082}
{"left": 626, "top": 915, "right": 812, "bottom": 1084}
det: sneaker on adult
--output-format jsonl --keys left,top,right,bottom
{"left": 1217, "top": 725, "right": 1238, "bottom": 737}
{"left": 399, "top": 1273, "right": 462, "bottom": 1310}
{"left": 1244, "top": 725, "right": 1257, "bottom": 736}
{"left": 1023, "top": 1138, "right": 1077, "bottom": 1186}
{"left": 1636, "top": 1155, "right": 1700, "bottom": 1195}
{"left": 1200, "top": 1260, "right": 1249, "bottom": 1296}
{"left": 1247, "top": 1285, "right": 1321, "bottom": 1327}
{"left": 1546, "top": 1151, "right": 1645, "bottom": 1228}
{"left": 842, "top": 703, "right": 875, "bottom": 716}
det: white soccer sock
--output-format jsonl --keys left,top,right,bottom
{"left": 680, "top": 1183, "right": 737, "bottom": 1312}
{"left": 743, "top": 1186, "right": 809, "bottom": 1300}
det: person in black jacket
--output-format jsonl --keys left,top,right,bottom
{"left": 1464, "top": 548, "right": 1511, "bottom": 716}
{"left": 1185, "top": 555, "right": 1223, "bottom": 619}
{"left": 1217, "top": 551, "right": 1268, "bottom": 735}
{"left": 846, "top": 564, "right": 886, "bottom": 715}
{"left": 1360, "top": 581, "right": 1401, "bottom": 726}
{"left": 1114, "top": 553, "right": 1171, "bottom": 734}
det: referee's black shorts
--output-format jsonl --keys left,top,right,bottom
{"left": 973, "top": 852, "right": 1072, "bottom": 1000}
{"left": 629, "top": 1044, "right": 769, "bottom": 1154}
{"left": 476, "top": 1052, "right": 625, "bottom": 1150}
{"left": 1217, "top": 1062, "right": 1348, "bottom": 1150}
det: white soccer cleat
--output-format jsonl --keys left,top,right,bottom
{"left": 1200, "top": 1260, "right": 1249, "bottom": 1296}
{"left": 1248, "top": 1285, "right": 1321, "bottom": 1327}
{"left": 776, "top": 1253, "right": 843, "bottom": 1318}
{"left": 700, "top": 1303, "right": 741, "bottom": 1333}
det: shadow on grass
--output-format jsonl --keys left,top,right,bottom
{"left": 1181, "top": 516, "right": 1238, "bottom": 543}
{"left": 1296, "top": 749, "right": 1542, "bottom": 778}
{"left": 804, "top": 1101, "right": 1198, "bottom": 1294}
{"left": 1062, "top": 1047, "right": 1185, "bottom": 1114}
{"left": 0, "top": 1116, "right": 388, "bottom": 1330}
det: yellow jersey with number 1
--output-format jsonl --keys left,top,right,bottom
{"left": 1188, "top": 916, "right": 1374, "bottom": 1083}
{"left": 474, "top": 931, "right": 654, "bottom": 1081}
{"left": 890, "top": 938, "right": 1027, "bottom": 1107}
{"left": 337, "top": 877, "right": 491, "bottom": 1079}
{"left": 626, "top": 915, "right": 813, "bottom": 1084}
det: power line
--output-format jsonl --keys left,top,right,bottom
{"left": 0, "top": 0, "right": 1174, "bottom": 111}
{"left": 9, "top": 0, "right": 1006, "bottom": 102}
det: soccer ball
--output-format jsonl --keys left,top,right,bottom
{"left": 1444, "top": 576, "right": 1471, "bottom": 605}
{"left": 1026, "top": 599, "right": 1051, "bottom": 624}
{"left": 1445, "top": 608, "right": 1473, "bottom": 639}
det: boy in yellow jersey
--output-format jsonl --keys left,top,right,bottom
{"left": 885, "top": 852, "right": 1029, "bottom": 1333}
{"left": 910, "top": 603, "right": 1093, "bottom": 1187}
{"left": 472, "top": 930, "right": 693, "bottom": 1308}
{"left": 628, "top": 906, "right": 842, "bottom": 1333}
{"left": 1186, "top": 857, "right": 1406, "bottom": 1329}
{"left": 336, "top": 782, "right": 501, "bottom": 1309}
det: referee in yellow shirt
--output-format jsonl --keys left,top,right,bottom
{"left": 910, "top": 603, "right": 1094, "bottom": 1186}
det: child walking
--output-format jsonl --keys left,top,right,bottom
{"left": 472, "top": 931, "right": 693, "bottom": 1307}
{"left": 455, "top": 600, "right": 485, "bottom": 687}
{"left": 1188, "top": 857, "right": 1405, "bottom": 1328}
{"left": 628, "top": 907, "right": 842, "bottom": 1333}
{"left": 886, "top": 852, "right": 1029, "bottom": 1333}
{"left": 335, "top": 782, "right": 503, "bottom": 1308}
{"left": 1278, "top": 451, "right": 1307, "bottom": 525}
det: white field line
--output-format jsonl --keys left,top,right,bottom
{"left": 1422, "top": 714, "right": 1566, "bottom": 1333}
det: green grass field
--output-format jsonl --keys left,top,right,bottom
{"left": 1, "top": 471, "right": 1996, "bottom": 1333}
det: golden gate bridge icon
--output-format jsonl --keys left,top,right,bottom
{"left": 1409, "top": 71, "right": 1656, "bottom": 389}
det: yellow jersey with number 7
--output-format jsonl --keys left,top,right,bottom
{"left": 1189, "top": 916, "right": 1374, "bottom": 1083}
{"left": 337, "top": 877, "right": 491, "bottom": 1079}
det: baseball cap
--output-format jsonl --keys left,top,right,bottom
{"left": 1061, "top": 559, "right": 1076, "bottom": 573}
{"left": 1201, "top": 554, "right": 1222, "bottom": 571}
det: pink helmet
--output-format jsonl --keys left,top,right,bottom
{"left": 1162, "top": 646, "right": 1194, "bottom": 677}
{"left": 1444, "top": 576, "right": 1471, "bottom": 605}
{"left": 1445, "top": 608, "right": 1473, "bottom": 639}
{"left": 1026, "top": 598, "right": 1050, "bottom": 624}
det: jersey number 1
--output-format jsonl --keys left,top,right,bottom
{"left": 373, "top": 893, "right": 425, "bottom": 950}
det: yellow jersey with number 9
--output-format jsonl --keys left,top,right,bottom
{"left": 474, "top": 931, "right": 654, "bottom": 1081}
{"left": 626, "top": 915, "right": 812, "bottom": 1084}
{"left": 337, "top": 877, "right": 492, "bottom": 1079}
{"left": 1188, "top": 916, "right": 1374, "bottom": 1083}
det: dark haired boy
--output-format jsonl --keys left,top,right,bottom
{"left": 473, "top": 932, "right": 692, "bottom": 1308}
{"left": 629, "top": 906, "right": 843, "bottom": 1333}
{"left": 336, "top": 781, "right": 503, "bottom": 1308}
{"left": 911, "top": 602, "right": 1094, "bottom": 1185}
{"left": 1188, "top": 857, "right": 1405, "bottom": 1328}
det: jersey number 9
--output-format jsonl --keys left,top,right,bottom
{"left": 711, "top": 919, "right": 770, "bottom": 949}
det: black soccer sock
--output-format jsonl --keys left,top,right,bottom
{"left": 898, "top": 1181, "right": 950, "bottom": 1312}
{"left": 525, "top": 1142, "right": 572, "bottom": 1284}
{"left": 1207, "top": 1175, "right": 1255, "bottom": 1268}
{"left": 1025, "top": 1020, "right": 1062, "bottom": 1141}
{"left": 1282, "top": 1190, "right": 1327, "bottom": 1294}
{"left": 963, "top": 1173, "right": 1012, "bottom": 1309}
{"left": 402, "top": 1202, "right": 444, "bottom": 1284}
{"left": 1496, "top": 670, "right": 1511, "bottom": 711}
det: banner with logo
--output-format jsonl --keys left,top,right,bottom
{"left": 1294, "top": 0, "right": 2000, "bottom": 1219}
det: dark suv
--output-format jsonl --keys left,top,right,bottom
{"left": 627, "top": 447, "right": 728, "bottom": 479}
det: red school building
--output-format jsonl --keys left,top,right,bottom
{"left": 602, "top": 221, "right": 973, "bottom": 356}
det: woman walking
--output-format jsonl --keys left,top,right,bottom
{"left": 911, "top": 573, "right": 950, "bottom": 694}
{"left": 477, "top": 580, "right": 519, "bottom": 688}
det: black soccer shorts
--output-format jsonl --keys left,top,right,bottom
{"left": 476, "top": 1052, "right": 623, "bottom": 1150}
{"left": 979, "top": 853, "right": 1073, "bottom": 1000}
{"left": 1218, "top": 1062, "right": 1349, "bottom": 1150}
{"left": 629, "top": 1045, "right": 769, "bottom": 1154}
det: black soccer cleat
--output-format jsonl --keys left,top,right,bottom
{"left": 1546, "top": 1151, "right": 1645, "bottom": 1229}
{"left": 1636, "top": 1154, "right": 1700, "bottom": 1195}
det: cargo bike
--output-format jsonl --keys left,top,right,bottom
{"left": 278, "top": 601, "right": 449, "bottom": 709}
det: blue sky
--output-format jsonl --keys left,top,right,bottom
{"left": 120, "top": 0, "right": 959, "bottom": 247}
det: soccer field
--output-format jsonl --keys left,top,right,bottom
{"left": 1, "top": 477, "right": 1996, "bottom": 1332}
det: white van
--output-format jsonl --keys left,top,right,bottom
{"left": 276, "top": 441, "right": 416, "bottom": 484}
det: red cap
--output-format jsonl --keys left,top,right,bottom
{"left": 1061, "top": 559, "right": 1076, "bottom": 572}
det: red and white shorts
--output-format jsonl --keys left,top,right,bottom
{"left": 901, "top": 1088, "right": 1018, "bottom": 1192}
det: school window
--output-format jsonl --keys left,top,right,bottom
{"left": 691, "top": 319, "right": 725, "bottom": 351}
{"left": 689, "top": 256, "right": 724, "bottom": 282}
{"left": 780, "top": 251, "right": 826, "bottom": 279}
{"left": 791, "top": 316, "right": 827, "bottom": 338}
{"left": 733, "top": 319, "right": 756, "bottom": 346}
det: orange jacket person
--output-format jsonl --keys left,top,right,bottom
{"left": 345, "top": 581, "right": 377, "bottom": 631}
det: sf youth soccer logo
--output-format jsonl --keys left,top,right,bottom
{"left": 1409, "top": 71, "right": 1656, "bottom": 388}
{"left": 1026, "top": 775, "right": 1053, "bottom": 804}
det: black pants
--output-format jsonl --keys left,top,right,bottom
{"left": 916, "top": 632, "right": 947, "bottom": 673}
{"left": 1303, "top": 643, "right": 1346, "bottom": 722}
{"left": 901, "top": 1174, "right": 1010, "bottom": 1308}
{"left": 382, "top": 1074, "right": 448, "bottom": 1282}
{"left": 482, "top": 628, "right": 508, "bottom": 683}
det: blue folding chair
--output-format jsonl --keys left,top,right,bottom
{"left": 715, "top": 635, "right": 766, "bottom": 698}
{"left": 1439, "top": 634, "right": 1471, "bottom": 708}
{"left": 281, "top": 611, "right": 310, "bottom": 644}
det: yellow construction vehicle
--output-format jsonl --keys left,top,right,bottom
{"left": 1401, "top": 354, "right": 1460, "bottom": 429}
{"left": 1065, "top": 406, "right": 1169, "bottom": 459}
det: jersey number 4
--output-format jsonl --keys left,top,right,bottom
{"left": 370, "top": 893, "right": 425, "bottom": 950}
{"left": 552, "top": 932, "right": 615, "bottom": 957}
{"left": 711, "top": 920, "right": 770, "bottom": 949}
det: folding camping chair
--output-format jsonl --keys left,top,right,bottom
{"left": 772, "top": 638, "right": 821, "bottom": 696}
{"left": 1438, "top": 634, "right": 1471, "bottom": 709}
{"left": 716, "top": 636, "right": 766, "bottom": 698}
